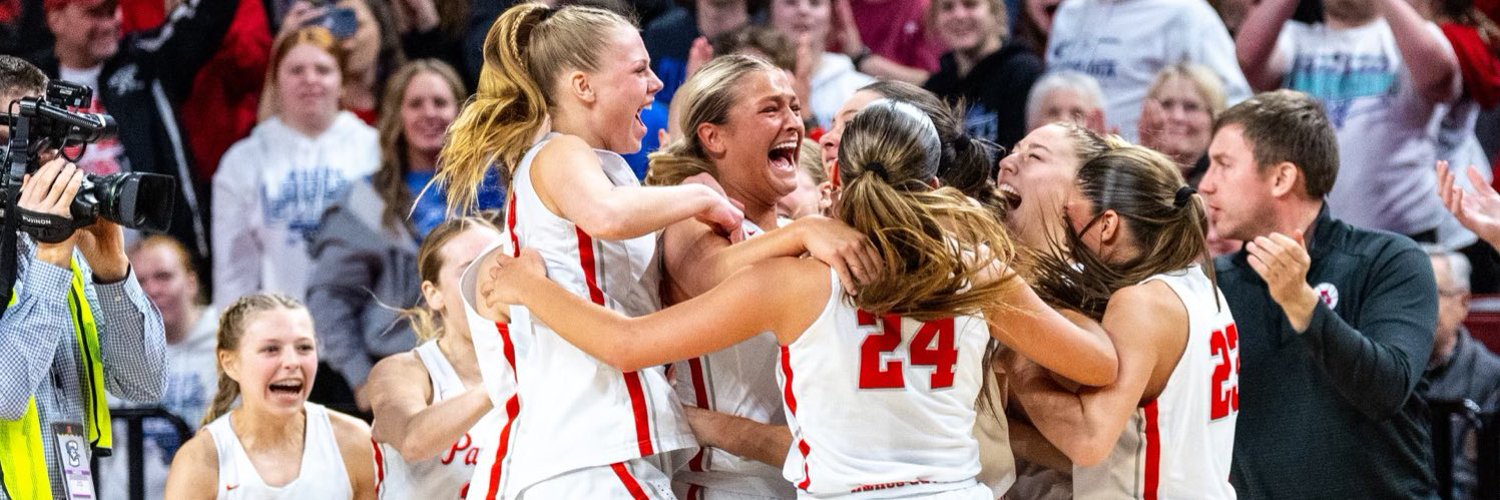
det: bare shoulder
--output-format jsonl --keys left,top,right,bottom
{"left": 174, "top": 427, "right": 222, "bottom": 466}
{"left": 327, "top": 409, "right": 374, "bottom": 445}
{"left": 737, "top": 257, "right": 833, "bottom": 337}
{"left": 535, "top": 134, "right": 598, "bottom": 165}
{"left": 745, "top": 257, "right": 830, "bottom": 288}
{"left": 1111, "top": 281, "right": 1185, "bottom": 315}
{"left": 367, "top": 352, "right": 426, "bottom": 389}
{"left": 1104, "top": 281, "right": 1188, "bottom": 342}
{"left": 164, "top": 428, "right": 221, "bottom": 498}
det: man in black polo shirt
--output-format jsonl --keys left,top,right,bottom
{"left": 1199, "top": 90, "right": 1440, "bottom": 498}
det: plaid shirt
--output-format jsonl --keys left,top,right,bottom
{"left": 0, "top": 236, "right": 166, "bottom": 499}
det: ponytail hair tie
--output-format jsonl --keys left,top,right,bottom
{"left": 864, "top": 161, "right": 891, "bottom": 182}
{"left": 1174, "top": 185, "right": 1196, "bottom": 209}
{"left": 538, "top": 6, "right": 558, "bottom": 21}
{"left": 953, "top": 134, "right": 973, "bottom": 152}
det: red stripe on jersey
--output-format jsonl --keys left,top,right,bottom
{"left": 507, "top": 195, "right": 520, "bottom": 257}
{"left": 485, "top": 323, "right": 522, "bottom": 500}
{"left": 371, "top": 438, "right": 385, "bottom": 493}
{"left": 574, "top": 228, "right": 607, "bottom": 305}
{"left": 688, "top": 358, "right": 712, "bottom": 409}
{"left": 779, "top": 346, "right": 799, "bottom": 414}
{"left": 623, "top": 372, "right": 655, "bottom": 456}
{"left": 686, "top": 358, "right": 711, "bottom": 471}
{"left": 780, "top": 346, "right": 812, "bottom": 490}
{"left": 576, "top": 228, "right": 655, "bottom": 456}
{"left": 610, "top": 462, "right": 651, "bottom": 500}
{"left": 687, "top": 484, "right": 703, "bottom": 500}
{"left": 687, "top": 449, "right": 707, "bottom": 472}
{"left": 1144, "top": 401, "right": 1161, "bottom": 500}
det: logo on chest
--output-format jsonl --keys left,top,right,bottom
{"left": 1314, "top": 282, "right": 1339, "bottom": 309}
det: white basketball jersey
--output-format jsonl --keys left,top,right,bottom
{"left": 207, "top": 403, "right": 352, "bottom": 499}
{"left": 1073, "top": 265, "right": 1239, "bottom": 500}
{"left": 463, "top": 134, "right": 695, "bottom": 500}
{"left": 672, "top": 220, "right": 795, "bottom": 499}
{"left": 375, "top": 342, "right": 506, "bottom": 499}
{"left": 779, "top": 270, "right": 992, "bottom": 498}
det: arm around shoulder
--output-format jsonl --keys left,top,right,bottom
{"left": 532, "top": 135, "right": 736, "bottom": 241}
{"left": 984, "top": 269, "right": 1119, "bottom": 387}
{"left": 1010, "top": 283, "right": 1179, "bottom": 466}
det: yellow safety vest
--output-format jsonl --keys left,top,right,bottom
{"left": 0, "top": 259, "right": 113, "bottom": 500}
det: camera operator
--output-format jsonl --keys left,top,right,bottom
{"left": 0, "top": 54, "right": 166, "bottom": 500}
{"left": 27, "top": 0, "right": 239, "bottom": 278}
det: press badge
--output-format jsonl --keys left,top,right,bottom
{"left": 51, "top": 422, "right": 97, "bottom": 500}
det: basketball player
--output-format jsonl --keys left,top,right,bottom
{"left": 366, "top": 218, "right": 505, "bottom": 499}
{"left": 436, "top": 4, "right": 745, "bottom": 499}
{"left": 164, "top": 294, "right": 376, "bottom": 499}
{"left": 646, "top": 54, "right": 880, "bottom": 499}
{"left": 1013, "top": 144, "right": 1239, "bottom": 499}
{"left": 476, "top": 101, "right": 1119, "bottom": 498}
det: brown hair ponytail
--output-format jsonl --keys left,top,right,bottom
{"left": 836, "top": 100, "right": 1019, "bottom": 321}
{"left": 202, "top": 293, "right": 307, "bottom": 426}
{"left": 1030, "top": 145, "right": 1214, "bottom": 319}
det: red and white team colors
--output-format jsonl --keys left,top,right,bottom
{"left": 778, "top": 271, "right": 994, "bottom": 499}
{"left": 672, "top": 220, "right": 797, "bottom": 500}
{"left": 1073, "top": 265, "right": 1240, "bottom": 500}
{"left": 462, "top": 133, "right": 696, "bottom": 500}
{"left": 375, "top": 341, "right": 505, "bottom": 499}
{"left": 206, "top": 403, "right": 352, "bottom": 499}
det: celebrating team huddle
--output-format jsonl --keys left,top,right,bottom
{"left": 158, "top": 2, "right": 1255, "bottom": 499}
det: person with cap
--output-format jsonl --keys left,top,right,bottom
{"left": 25, "top": 0, "right": 239, "bottom": 280}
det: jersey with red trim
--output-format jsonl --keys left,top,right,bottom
{"left": 207, "top": 403, "right": 352, "bottom": 499}
{"left": 375, "top": 341, "right": 505, "bottom": 500}
{"left": 778, "top": 269, "right": 992, "bottom": 498}
{"left": 461, "top": 249, "right": 520, "bottom": 500}
{"left": 1073, "top": 265, "right": 1239, "bottom": 500}
{"left": 464, "top": 134, "right": 696, "bottom": 500}
{"left": 671, "top": 220, "right": 796, "bottom": 498}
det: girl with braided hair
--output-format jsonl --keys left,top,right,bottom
{"left": 164, "top": 293, "right": 376, "bottom": 499}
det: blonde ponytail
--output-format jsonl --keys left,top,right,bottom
{"left": 437, "top": 4, "right": 552, "bottom": 214}
{"left": 436, "top": 3, "right": 637, "bottom": 214}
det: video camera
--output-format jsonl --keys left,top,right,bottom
{"left": 0, "top": 80, "right": 176, "bottom": 243}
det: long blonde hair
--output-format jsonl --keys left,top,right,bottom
{"left": 202, "top": 294, "right": 308, "bottom": 426}
{"left": 646, "top": 55, "right": 785, "bottom": 187}
{"left": 835, "top": 100, "right": 1018, "bottom": 320}
{"left": 436, "top": 2, "right": 634, "bottom": 213}
{"left": 403, "top": 217, "right": 502, "bottom": 341}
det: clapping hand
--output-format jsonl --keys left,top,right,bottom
{"left": 1245, "top": 233, "right": 1319, "bottom": 332}
{"left": 1437, "top": 160, "right": 1500, "bottom": 247}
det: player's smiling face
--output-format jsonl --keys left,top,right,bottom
{"left": 221, "top": 308, "right": 319, "bottom": 416}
